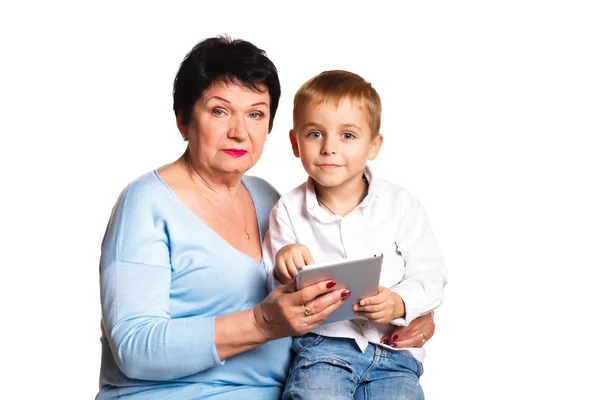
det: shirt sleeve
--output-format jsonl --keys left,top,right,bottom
{"left": 100, "top": 183, "right": 224, "bottom": 381}
{"left": 389, "top": 193, "right": 448, "bottom": 326}
{"left": 262, "top": 199, "right": 298, "bottom": 292}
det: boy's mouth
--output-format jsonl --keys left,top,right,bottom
{"left": 318, "top": 164, "right": 342, "bottom": 169}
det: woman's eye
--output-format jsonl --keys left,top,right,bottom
{"left": 308, "top": 132, "right": 323, "bottom": 139}
{"left": 249, "top": 112, "right": 263, "bottom": 119}
{"left": 341, "top": 133, "right": 355, "bottom": 139}
{"left": 212, "top": 109, "right": 225, "bottom": 116}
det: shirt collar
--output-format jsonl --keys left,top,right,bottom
{"left": 304, "top": 165, "right": 383, "bottom": 220}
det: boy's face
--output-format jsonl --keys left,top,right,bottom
{"left": 290, "top": 97, "right": 382, "bottom": 189}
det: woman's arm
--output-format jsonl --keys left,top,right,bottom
{"left": 380, "top": 312, "right": 436, "bottom": 348}
{"left": 214, "top": 280, "right": 348, "bottom": 360}
{"left": 101, "top": 184, "right": 225, "bottom": 381}
{"left": 101, "top": 181, "right": 347, "bottom": 380}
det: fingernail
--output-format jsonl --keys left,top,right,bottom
{"left": 326, "top": 281, "right": 336, "bottom": 289}
{"left": 391, "top": 334, "right": 398, "bottom": 342}
{"left": 389, "top": 343, "right": 397, "bottom": 348}
{"left": 341, "top": 290, "right": 351, "bottom": 299}
{"left": 380, "top": 339, "right": 389, "bottom": 345}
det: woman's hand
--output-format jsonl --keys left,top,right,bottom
{"left": 252, "top": 279, "right": 349, "bottom": 340}
{"left": 274, "top": 244, "right": 314, "bottom": 284}
{"left": 352, "top": 286, "right": 406, "bottom": 324}
{"left": 380, "top": 312, "right": 436, "bottom": 348}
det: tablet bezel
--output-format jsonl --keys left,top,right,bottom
{"left": 296, "top": 254, "right": 383, "bottom": 324}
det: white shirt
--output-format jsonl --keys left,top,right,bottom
{"left": 262, "top": 167, "right": 448, "bottom": 363}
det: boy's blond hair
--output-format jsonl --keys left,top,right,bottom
{"left": 293, "top": 70, "right": 382, "bottom": 136}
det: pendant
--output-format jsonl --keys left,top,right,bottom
{"left": 245, "top": 230, "right": 250, "bottom": 240}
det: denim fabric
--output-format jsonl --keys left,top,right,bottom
{"left": 283, "top": 334, "right": 424, "bottom": 400}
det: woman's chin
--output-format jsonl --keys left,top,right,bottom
{"left": 213, "top": 160, "right": 254, "bottom": 175}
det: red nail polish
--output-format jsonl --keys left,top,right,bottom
{"left": 341, "top": 290, "right": 351, "bottom": 299}
{"left": 391, "top": 334, "right": 398, "bottom": 342}
{"left": 381, "top": 339, "right": 389, "bottom": 345}
{"left": 326, "top": 281, "right": 336, "bottom": 289}
{"left": 389, "top": 343, "right": 397, "bottom": 348}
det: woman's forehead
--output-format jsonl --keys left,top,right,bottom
{"left": 204, "top": 80, "right": 269, "bottom": 99}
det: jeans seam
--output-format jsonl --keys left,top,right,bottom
{"left": 357, "top": 347, "right": 380, "bottom": 384}
{"left": 294, "top": 334, "right": 324, "bottom": 353}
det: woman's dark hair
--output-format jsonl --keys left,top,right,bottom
{"left": 173, "top": 35, "right": 281, "bottom": 132}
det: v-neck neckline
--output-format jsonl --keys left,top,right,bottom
{"left": 153, "top": 170, "right": 263, "bottom": 266}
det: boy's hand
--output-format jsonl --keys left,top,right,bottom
{"left": 274, "top": 244, "right": 314, "bottom": 284}
{"left": 353, "top": 286, "right": 406, "bottom": 324}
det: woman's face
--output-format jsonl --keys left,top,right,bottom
{"left": 180, "top": 80, "right": 271, "bottom": 177}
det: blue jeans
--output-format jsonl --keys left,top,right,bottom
{"left": 283, "top": 334, "right": 424, "bottom": 400}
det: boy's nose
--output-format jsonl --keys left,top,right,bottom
{"left": 320, "top": 138, "right": 338, "bottom": 155}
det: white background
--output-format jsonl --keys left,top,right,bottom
{"left": 1, "top": 1, "right": 599, "bottom": 399}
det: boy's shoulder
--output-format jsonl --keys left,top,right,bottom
{"left": 368, "top": 174, "right": 427, "bottom": 215}
{"left": 370, "top": 174, "right": 413, "bottom": 200}
{"left": 269, "top": 181, "right": 309, "bottom": 216}
{"left": 278, "top": 181, "right": 307, "bottom": 202}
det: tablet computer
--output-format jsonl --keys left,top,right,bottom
{"left": 296, "top": 254, "right": 383, "bottom": 324}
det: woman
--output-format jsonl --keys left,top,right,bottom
{"left": 97, "top": 35, "right": 436, "bottom": 399}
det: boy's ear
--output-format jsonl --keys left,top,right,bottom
{"left": 289, "top": 129, "right": 300, "bottom": 158}
{"left": 368, "top": 133, "right": 383, "bottom": 161}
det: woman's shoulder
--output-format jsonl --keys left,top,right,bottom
{"left": 243, "top": 175, "right": 280, "bottom": 204}
{"left": 108, "top": 170, "right": 176, "bottom": 219}
{"left": 118, "top": 170, "right": 166, "bottom": 203}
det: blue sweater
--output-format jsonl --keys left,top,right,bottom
{"left": 97, "top": 171, "right": 293, "bottom": 399}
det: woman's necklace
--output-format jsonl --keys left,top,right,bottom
{"left": 200, "top": 191, "right": 251, "bottom": 240}
{"left": 315, "top": 174, "right": 370, "bottom": 216}
{"left": 185, "top": 158, "right": 251, "bottom": 240}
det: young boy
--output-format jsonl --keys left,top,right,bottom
{"left": 262, "top": 70, "right": 448, "bottom": 399}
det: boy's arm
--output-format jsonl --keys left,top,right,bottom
{"left": 389, "top": 193, "right": 448, "bottom": 326}
{"left": 263, "top": 200, "right": 298, "bottom": 291}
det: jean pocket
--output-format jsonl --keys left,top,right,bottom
{"left": 416, "top": 359, "right": 424, "bottom": 377}
{"left": 297, "top": 354, "right": 356, "bottom": 390}
{"left": 292, "top": 333, "right": 324, "bottom": 353}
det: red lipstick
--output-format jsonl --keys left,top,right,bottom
{"left": 223, "top": 149, "right": 248, "bottom": 157}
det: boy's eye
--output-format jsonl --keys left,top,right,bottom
{"left": 308, "top": 131, "right": 323, "bottom": 139}
{"left": 341, "top": 133, "right": 355, "bottom": 139}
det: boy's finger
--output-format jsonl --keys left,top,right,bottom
{"left": 364, "top": 310, "right": 386, "bottom": 321}
{"left": 354, "top": 304, "right": 383, "bottom": 313}
{"left": 275, "top": 254, "right": 286, "bottom": 270}
{"left": 302, "top": 248, "right": 315, "bottom": 265}
{"left": 287, "top": 267, "right": 298, "bottom": 280}
{"left": 286, "top": 260, "right": 299, "bottom": 278}
{"left": 278, "top": 263, "right": 293, "bottom": 282}
{"left": 292, "top": 253, "right": 306, "bottom": 269}
{"left": 359, "top": 292, "right": 385, "bottom": 307}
